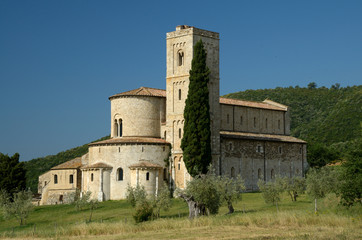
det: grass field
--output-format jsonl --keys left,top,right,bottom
{"left": 0, "top": 193, "right": 361, "bottom": 239}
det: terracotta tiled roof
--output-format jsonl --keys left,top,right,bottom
{"left": 89, "top": 137, "right": 170, "bottom": 146}
{"left": 109, "top": 87, "right": 166, "bottom": 99}
{"left": 220, "top": 131, "right": 306, "bottom": 143}
{"left": 129, "top": 161, "right": 163, "bottom": 169}
{"left": 219, "top": 97, "right": 287, "bottom": 111}
{"left": 81, "top": 162, "right": 113, "bottom": 169}
{"left": 51, "top": 157, "right": 82, "bottom": 170}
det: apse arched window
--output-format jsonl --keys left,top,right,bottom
{"left": 271, "top": 169, "right": 275, "bottom": 179}
{"left": 179, "top": 128, "right": 181, "bottom": 138}
{"left": 91, "top": 173, "right": 94, "bottom": 182}
{"left": 258, "top": 168, "right": 262, "bottom": 179}
{"left": 179, "top": 89, "right": 182, "bottom": 100}
{"left": 69, "top": 174, "right": 74, "bottom": 184}
{"left": 54, "top": 175, "right": 58, "bottom": 184}
{"left": 119, "top": 119, "right": 123, "bottom": 137}
{"left": 178, "top": 51, "right": 184, "bottom": 66}
{"left": 146, "top": 172, "right": 150, "bottom": 181}
{"left": 114, "top": 119, "right": 118, "bottom": 137}
{"left": 231, "top": 167, "right": 235, "bottom": 178}
{"left": 118, "top": 168, "right": 123, "bottom": 181}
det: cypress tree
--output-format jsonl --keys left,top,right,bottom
{"left": 181, "top": 40, "right": 212, "bottom": 177}
{"left": 0, "top": 153, "right": 26, "bottom": 195}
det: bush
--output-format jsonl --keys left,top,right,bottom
{"left": 133, "top": 200, "right": 154, "bottom": 223}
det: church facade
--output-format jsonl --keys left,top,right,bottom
{"left": 38, "top": 26, "right": 307, "bottom": 205}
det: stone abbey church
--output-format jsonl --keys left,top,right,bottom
{"left": 39, "top": 26, "right": 307, "bottom": 205}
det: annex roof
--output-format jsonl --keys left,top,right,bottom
{"left": 109, "top": 87, "right": 166, "bottom": 100}
{"left": 220, "top": 131, "right": 306, "bottom": 144}
{"left": 88, "top": 137, "right": 170, "bottom": 146}
{"left": 51, "top": 157, "right": 82, "bottom": 170}
{"left": 81, "top": 162, "right": 112, "bottom": 169}
{"left": 129, "top": 161, "right": 163, "bottom": 169}
{"left": 219, "top": 97, "right": 287, "bottom": 111}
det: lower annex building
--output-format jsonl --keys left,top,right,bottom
{"left": 38, "top": 26, "right": 307, "bottom": 205}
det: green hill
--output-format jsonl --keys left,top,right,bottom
{"left": 24, "top": 136, "right": 109, "bottom": 193}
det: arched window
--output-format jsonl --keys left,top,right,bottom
{"left": 231, "top": 167, "right": 235, "bottom": 178}
{"left": 278, "top": 146, "right": 282, "bottom": 154}
{"left": 164, "top": 131, "right": 166, "bottom": 139}
{"left": 44, "top": 181, "right": 47, "bottom": 186}
{"left": 178, "top": 51, "right": 184, "bottom": 66}
{"left": 114, "top": 119, "right": 118, "bottom": 137}
{"left": 91, "top": 173, "right": 94, "bottom": 182}
{"left": 258, "top": 168, "right": 262, "bottom": 179}
{"left": 179, "top": 89, "right": 182, "bottom": 100}
{"left": 118, "top": 168, "right": 123, "bottom": 181}
{"left": 146, "top": 172, "right": 150, "bottom": 181}
{"left": 119, "top": 119, "right": 123, "bottom": 137}
{"left": 229, "top": 143, "right": 233, "bottom": 151}
{"left": 265, "top": 118, "right": 268, "bottom": 129}
{"left": 271, "top": 169, "right": 275, "bottom": 179}
{"left": 254, "top": 117, "right": 257, "bottom": 127}
{"left": 69, "top": 174, "right": 74, "bottom": 184}
{"left": 54, "top": 175, "right": 58, "bottom": 184}
{"left": 179, "top": 128, "right": 181, "bottom": 138}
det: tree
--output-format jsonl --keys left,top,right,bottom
{"left": 308, "top": 82, "right": 317, "bottom": 89}
{"left": 218, "top": 175, "right": 245, "bottom": 214}
{"left": 258, "top": 176, "right": 284, "bottom": 212}
{"left": 152, "top": 183, "right": 172, "bottom": 218}
{"left": 307, "top": 143, "right": 340, "bottom": 168}
{"left": 178, "top": 173, "right": 222, "bottom": 218}
{"left": 0, "top": 153, "right": 26, "bottom": 196}
{"left": 1, "top": 190, "right": 34, "bottom": 226}
{"left": 181, "top": 39, "right": 212, "bottom": 177}
{"left": 283, "top": 176, "right": 306, "bottom": 202}
{"left": 338, "top": 142, "right": 362, "bottom": 206}
{"left": 306, "top": 167, "right": 338, "bottom": 214}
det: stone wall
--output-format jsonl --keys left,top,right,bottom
{"left": 220, "top": 137, "right": 307, "bottom": 190}
{"left": 110, "top": 96, "right": 166, "bottom": 138}
{"left": 220, "top": 104, "right": 286, "bottom": 135}
{"left": 86, "top": 143, "right": 170, "bottom": 199}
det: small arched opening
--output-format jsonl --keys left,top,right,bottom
{"left": 231, "top": 167, "right": 235, "bottom": 178}
{"left": 54, "top": 175, "right": 58, "bottom": 184}
{"left": 178, "top": 51, "right": 184, "bottom": 66}
{"left": 146, "top": 172, "right": 150, "bottom": 181}
{"left": 271, "top": 169, "right": 275, "bottom": 180}
{"left": 91, "top": 173, "right": 94, "bottom": 182}
{"left": 118, "top": 168, "right": 123, "bottom": 181}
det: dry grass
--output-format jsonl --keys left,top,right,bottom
{"left": 0, "top": 193, "right": 361, "bottom": 239}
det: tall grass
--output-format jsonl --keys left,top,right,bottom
{"left": 0, "top": 193, "right": 361, "bottom": 239}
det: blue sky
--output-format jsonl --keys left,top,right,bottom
{"left": 1, "top": 0, "right": 361, "bottom": 161}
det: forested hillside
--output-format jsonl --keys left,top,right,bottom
{"left": 24, "top": 136, "right": 109, "bottom": 193}
{"left": 225, "top": 84, "right": 361, "bottom": 166}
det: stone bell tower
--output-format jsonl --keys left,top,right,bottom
{"left": 165, "top": 25, "right": 221, "bottom": 189}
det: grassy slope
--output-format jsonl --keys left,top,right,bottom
{"left": 0, "top": 193, "right": 361, "bottom": 239}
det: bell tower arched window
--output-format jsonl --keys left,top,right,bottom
{"left": 119, "top": 119, "right": 123, "bottom": 137}
{"left": 54, "top": 174, "right": 58, "bottom": 184}
{"left": 178, "top": 51, "right": 184, "bottom": 66}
